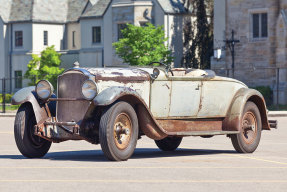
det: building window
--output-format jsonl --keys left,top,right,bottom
{"left": 44, "top": 31, "right": 48, "bottom": 46}
{"left": 92, "top": 27, "right": 101, "bottom": 43}
{"left": 15, "top": 31, "right": 23, "bottom": 47}
{"left": 14, "top": 71, "right": 22, "bottom": 89}
{"left": 118, "top": 23, "right": 128, "bottom": 40}
{"left": 252, "top": 13, "right": 268, "bottom": 39}
{"left": 72, "top": 31, "right": 76, "bottom": 47}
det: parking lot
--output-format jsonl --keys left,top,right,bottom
{"left": 0, "top": 116, "right": 286, "bottom": 192}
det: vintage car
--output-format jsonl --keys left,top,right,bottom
{"left": 12, "top": 62, "right": 277, "bottom": 161}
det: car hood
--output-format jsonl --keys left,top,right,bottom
{"left": 82, "top": 67, "right": 151, "bottom": 83}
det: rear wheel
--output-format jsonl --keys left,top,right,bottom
{"left": 155, "top": 137, "right": 183, "bottom": 151}
{"left": 99, "top": 102, "right": 139, "bottom": 161}
{"left": 14, "top": 104, "right": 52, "bottom": 158}
{"left": 231, "top": 102, "right": 262, "bottom": 153}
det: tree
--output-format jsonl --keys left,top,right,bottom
{"left": 25, "top": 46, "right": 64, "bottom": 88}
{"left": 113, "top": 23, "right": 173, "bottom": 66}
{"left": 182, "top": 0, "right": 214, "bottom": 69}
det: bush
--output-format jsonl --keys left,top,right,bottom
{"left": 0, "top": 94, "right": 13, "bottom": 103}
{"left": 253, "top": 86, "right": 273, "bottom": 106}
{"left": 25, "top": 46, "right": 64, "bottom": 88}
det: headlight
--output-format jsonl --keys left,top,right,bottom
{"left": 82, "top": 80, "right": 98, "bottom": 100}
{"left": 36, "top": 80, "right": 54, "bottom": 100}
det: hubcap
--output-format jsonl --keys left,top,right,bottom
{"left": 241, "top": 111, "right": 257, "bottom": 144}
{"left": 113, "top": 113, "right": 132, "bottom": 150}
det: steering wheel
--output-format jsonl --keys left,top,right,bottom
{"left": 148, "top": 62, "right": 174, "bottom": 76}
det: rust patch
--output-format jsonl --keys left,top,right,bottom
{"left": 86, "top": 67, "right": 151, "bottom": 84}
{"left": 222, "top": 116, "right": 240, "bottom": 131}
{"left": 157, "top": 119, "right": 222, "bottom": 133}
{"left": 95, "top": 76, "right": 149, "bottom": 84}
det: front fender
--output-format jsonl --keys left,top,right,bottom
{"left": 82, "top": 86, "right": 168, "bottom": 140}
{"left": 11, "top": 86, "right": 56, "bottom": 124}
{"left": 93, "top": 86, "right": 143, "bottom": 106}
{"left": 223, "top": 88, "right": 270, "bottom": 131}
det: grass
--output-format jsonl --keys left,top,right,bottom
{"left": 0, "top": 104, "right": 19, "bottom": 112}
{"left": 267, "top": 105, "right": 287, "bottom": 111}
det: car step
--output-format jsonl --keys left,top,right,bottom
{"left": 173, "top": 131, "right": 240, "bottom": 136}
{"left": 268, "top": 120, "right": 278, "bottom": 129}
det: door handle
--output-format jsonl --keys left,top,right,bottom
{"left": 195, "top": 84, "right": 201, "bottom": 90}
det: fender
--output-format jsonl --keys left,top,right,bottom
{"left": 223, "top": 88, "right": 270, "bottom": 131}
{"left": 83, "top": 86, "right": 168, "bottom": 140}
{"left": 11, "top": 86, "right": 56, "bottom": 124}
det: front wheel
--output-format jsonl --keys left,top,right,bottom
{"left": 14, "top": 104, "right": 52, "bottom": 158}
{"left": 99, "top": 102, "right": 139, "bottom": 161}
{"left": 155, "top": 137, "right": 183, "bottom": 151}
{"left": 231, "top": 101, "right": 262, "bottom": 153}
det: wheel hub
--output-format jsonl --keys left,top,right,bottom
{"left": 113, "top": 113, "right": 132, "bottom": 150}
{"left": 241, "top": 112, "right": 257, "bottom": 144}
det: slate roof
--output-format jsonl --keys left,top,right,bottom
{"left": 156, "top": 0, "right": 191, "bottom": 14}
{"left": 0, "top": 0, "right": 89, "bottom": 23}
{"left": 0, "top": 0, "right": 191, "bottom": 23}
{"left": 80, "top": 0, "right": 111, "bottom": 19}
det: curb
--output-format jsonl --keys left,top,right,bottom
{"left": 0, "top": 113, "right": 16, "bottom": 117}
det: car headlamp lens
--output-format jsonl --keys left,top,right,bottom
{"left": 36, "top": 80, "right": 54, "bottom": 100}
{"left": 82, "top": 80, "right": 98, "bottom": 100}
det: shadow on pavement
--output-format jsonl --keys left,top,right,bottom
{"left": 0, "top": 148, "right": 236, "bottom": 162}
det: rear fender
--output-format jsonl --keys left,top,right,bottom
{"left": 11, "top": 86, "right": 56, "bottom": 124}
{"left": 223, "top": 88, "right": 270, "bottom": 131}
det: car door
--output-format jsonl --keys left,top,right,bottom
{"left": 150, "top": 80, "right": 172, "bottom": 118}
{"left": 168, "top": 77, "right": 202, "bottom": 117}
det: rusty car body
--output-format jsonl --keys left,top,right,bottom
{"left": 12, "top": 64, "right": 277, "bottom": 161}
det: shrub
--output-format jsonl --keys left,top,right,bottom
{"left": 253, "top": 86, "right": 273, "bottom": 106}
{"left": 0, "top": 93, "right": 13, "bottom": 103}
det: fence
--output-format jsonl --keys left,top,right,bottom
{"left": 1, "top": 75, "right": 58, "bottom": 113}
{"left": 212, "top": 66, "right": 287, "bottom": 109}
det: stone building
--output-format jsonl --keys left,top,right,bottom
{"left": 0, "top": 0, "right": 192, "bottom": 92}
{"left": 212, "top": 0, "right": 287, "bottom": 104}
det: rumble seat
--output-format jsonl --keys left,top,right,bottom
{"left": 169, "top": 68, "right": 216, "bottom": 78}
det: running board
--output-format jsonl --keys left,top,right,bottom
{"left": 171, "top": 131, "right": 240, "bottom": 136}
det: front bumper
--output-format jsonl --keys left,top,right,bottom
{"left": 35, "top": 117, "right": 83, "bottom": 143}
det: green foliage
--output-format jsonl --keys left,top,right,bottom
{"left": 0, "top": 93, "right": 13, "bottom": 103}
{"left": 253, "top": 86, "right": 273, "bottom": 106}
{"left": 25, "top": 46, "right": 64, "bottom": 88}
{"left": 113, "top": 23, "right": 173, "bottom": 66}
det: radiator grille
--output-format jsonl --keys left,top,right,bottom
{"left": 56, "top": 71, "right": 90, "bottom": 125}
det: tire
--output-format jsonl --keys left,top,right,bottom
{"left": 231, "top": 101, "right": 262, "bottom": 153}
{"left": 14, "top": 104, "right": 52, "bottom": 158}
{"left": 99, "top": 102, "right": 139, "bottom": 161}
{"left": 155, "top": 137, "right": 183, "bottom": 151}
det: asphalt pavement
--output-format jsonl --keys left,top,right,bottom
{"left": 0, "top": 116, "right": 286, "bottom": 192}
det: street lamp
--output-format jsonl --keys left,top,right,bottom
{"left": 224, "top": 30, "right": 240, "bottom": 78}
